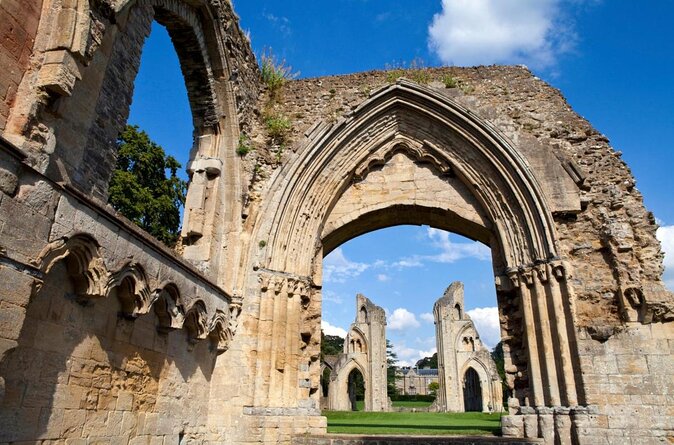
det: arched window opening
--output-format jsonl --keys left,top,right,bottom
{"left": 108, "top": 21, "right": 192, "bottom": 247}
{"left": 359, "top": 306, "right": 368, "bottom": 323}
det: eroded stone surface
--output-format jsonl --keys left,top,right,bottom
{"left": 0, "top": 1, "right": 672, "bottom": 445}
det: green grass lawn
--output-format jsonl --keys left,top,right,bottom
{"left": 324, "top": 411, "right": 502, "bottom": 436}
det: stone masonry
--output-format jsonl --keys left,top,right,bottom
{"left": 324, "top": 294, "right": 389, "bottom": 412}
{"left": 433, "top": 282, "right": 503, "bottom": 413}
{"left": 0, "top": 1, "right": 672, "bottom": 444}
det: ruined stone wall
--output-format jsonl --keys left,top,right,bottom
{"left": 1, "top": 0, "right": 260, "bottom": 202}
{"left": 238, "top": 66, "right": 673, "bottom": 444}
{"left": 0, "top": 1, "right": 673, "bottom": 444}
{"left": 0, "top": 260, "right": 215, "bottom": 444}
{"left": 433, "top": 282, "right": 503, "bottom": 413}
{"left": 0, "top": 133, "right": 241, "bottom": 444}
{"left": 244, "top": 66, "right": 671, "bottom": 328}
{"left": 0, "top": 0, "right": 43, "bottom": 131}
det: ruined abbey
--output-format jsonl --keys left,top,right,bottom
{"left": 0, "top": 1, "right": 672, "bottom": 444}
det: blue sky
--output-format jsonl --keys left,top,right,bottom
{"left": 129, "top": 1, "right": 674, "bottom": 366}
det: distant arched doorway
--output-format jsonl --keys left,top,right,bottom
{"left": 463, "top": 367, "right": 483, "bottom": 412}
{"left": 347, "top": 368, "right": 365, "bottom": 411}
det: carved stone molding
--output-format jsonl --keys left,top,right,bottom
{"left": 107, "top": 262, "right": 154, "bottom": 318}
{"left": 34, "top": 232, "right": 240, "bottom": 352}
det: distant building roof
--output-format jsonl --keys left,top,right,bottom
{"left": 399, "top": 367, "right": 438, "bottom": 376}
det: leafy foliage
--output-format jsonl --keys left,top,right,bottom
{"left": 415, "top": 352, "right": 438, "bottom": 369}
{"left": 236, "top": 133, "right": 252, "bottom": 156}
{"left": 428, "top": 381, "right": 440, "bottom": 396}
{"left": 386, "top": 339, "right": 399, "bottom": 397}
{"left": 108, "top": 125, "right": 187, "bottom": 246}
{"left": 321, "top": 333, "right": 345, "bottom": 357}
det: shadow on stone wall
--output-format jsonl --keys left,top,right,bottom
{"left": 0, "top": 258, "right": 218, "bottom": 442}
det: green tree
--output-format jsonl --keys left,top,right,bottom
{"left": 386, "top": 339, "right": 399, "bottom": 397}
{"left": 491, "top": 341, "right": 510, "bottom": 401}
{"left": 415, "top": 352, "right": 438, "bottom": 369}
{"left": 428, "top": 381, "right": 439, "bottom": 396}
{"left": 108, "top": 125, "right": 187, "bottom": 246}
{"left": 321, "top": 332, "right": 345, "bottom": 358}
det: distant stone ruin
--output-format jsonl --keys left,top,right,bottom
{"left": 0, "top": 1, "right": 672, "bottom": 444}
{"left": 432, "top": 282, "right": 503, "bottom": 413}
{"left": 322, "top": 294, "right": 389, "bottom": 412}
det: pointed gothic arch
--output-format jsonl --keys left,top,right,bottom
{"left": 246, "top": 79, "right": 584, "bottom": 442}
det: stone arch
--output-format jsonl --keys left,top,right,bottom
{"left": 10, "top": 0, "right": 230, "bottom": 181}
{"left": 462, "top": 366, "right": 483, "bottom": 412}
{"left": 208, "top": 309, "right": 233, "bottom": 353}
{"left": 358, "top": 305, "right": 368, "bottom": 323}
{"left": 35, "top": 233, "right": 108, "bottom": 302}
{"left": 455, "top": 323, "right": 480, "bottom": 352}
{"left": 107, "top": 262, "right": 154, "bottom": 318}
{"left": 254, "top": 80, "right": 561, "bottom": 277}
{"left": 460, "top": 358, "right": 497, "bottom": 413}
{"left": 154, "top": 282, "right": 185, "bottom": 332}
{"left": 246, "top": 79, "right": 583, "bottom": 441}
{"left": 326, "top": 358, "right": 369, "bottom": 412}
{"left": 6, "top": 1, "right": 251, "bottom": 276}
{"left": 454, "top": 303, "right": 462, "bottom": 320}
{"left": 346, "top": 326, "right": 368, "bottom": 354}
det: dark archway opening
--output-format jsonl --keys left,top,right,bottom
{"left": 321, "top": 367, "right": 332, "bottom": 398}
{"left": 347, "top": 368, "right": 365, "bottom": 411}
{"left": 463, "top": 367, "right": 483, "bottom": 412}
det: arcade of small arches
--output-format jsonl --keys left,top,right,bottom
{"left": 0, "top": 1, "right": 672, "bottom": 444}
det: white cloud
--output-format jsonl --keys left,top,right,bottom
{"left": 394, "top": 228, "right": 490, "bottom": 268}
{"left": 323, "top": 247, "right": 370, "bottom": 283}
{"left": 420, "top": 312, "right": 435, "bottom": 323}
{"left": 377, "top": 273, "right": 390, "bottom": 282}
{"left": 426, "top": 228, "right": 491, "bottom": 262}
{"left": 321, "top": 320, "right": 347, "bottom": 338}
{"left": 262, "top": 11, "right": 292, "bottom": 37}
{"left": 428, "top": 0, "right": 576, "bottom": 69}
{"left": 656, "top": 225, "right": 674, "bottom": 291}
{"left": 392, "top": 343, "right": 437, "bottom": 367}
{"left": 388, "top": 308, "right": 421, "bottom": 330}
{"left": 466, "top": 307, "right": 501, "bottom": 349}
{"left": 392, "top": 258, "right": 424, "bottom": 268}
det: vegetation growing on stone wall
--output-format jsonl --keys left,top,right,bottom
{"left": 442, "top": 74, "right": 459, "bottom": 88}
{"left": 265, "top": 113, "right": 291, "bottom": 141}
{"left": 385, "top": 59, "right": 431, "bottom": 85}
{"left": 108, "top": 125, "right": 187, "bottom": 246}
{"left": 236, "top": 133, "right": 252, "bottom": 156}
{"left": 260, "top": 48, "right": 297, "bottom": 100}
